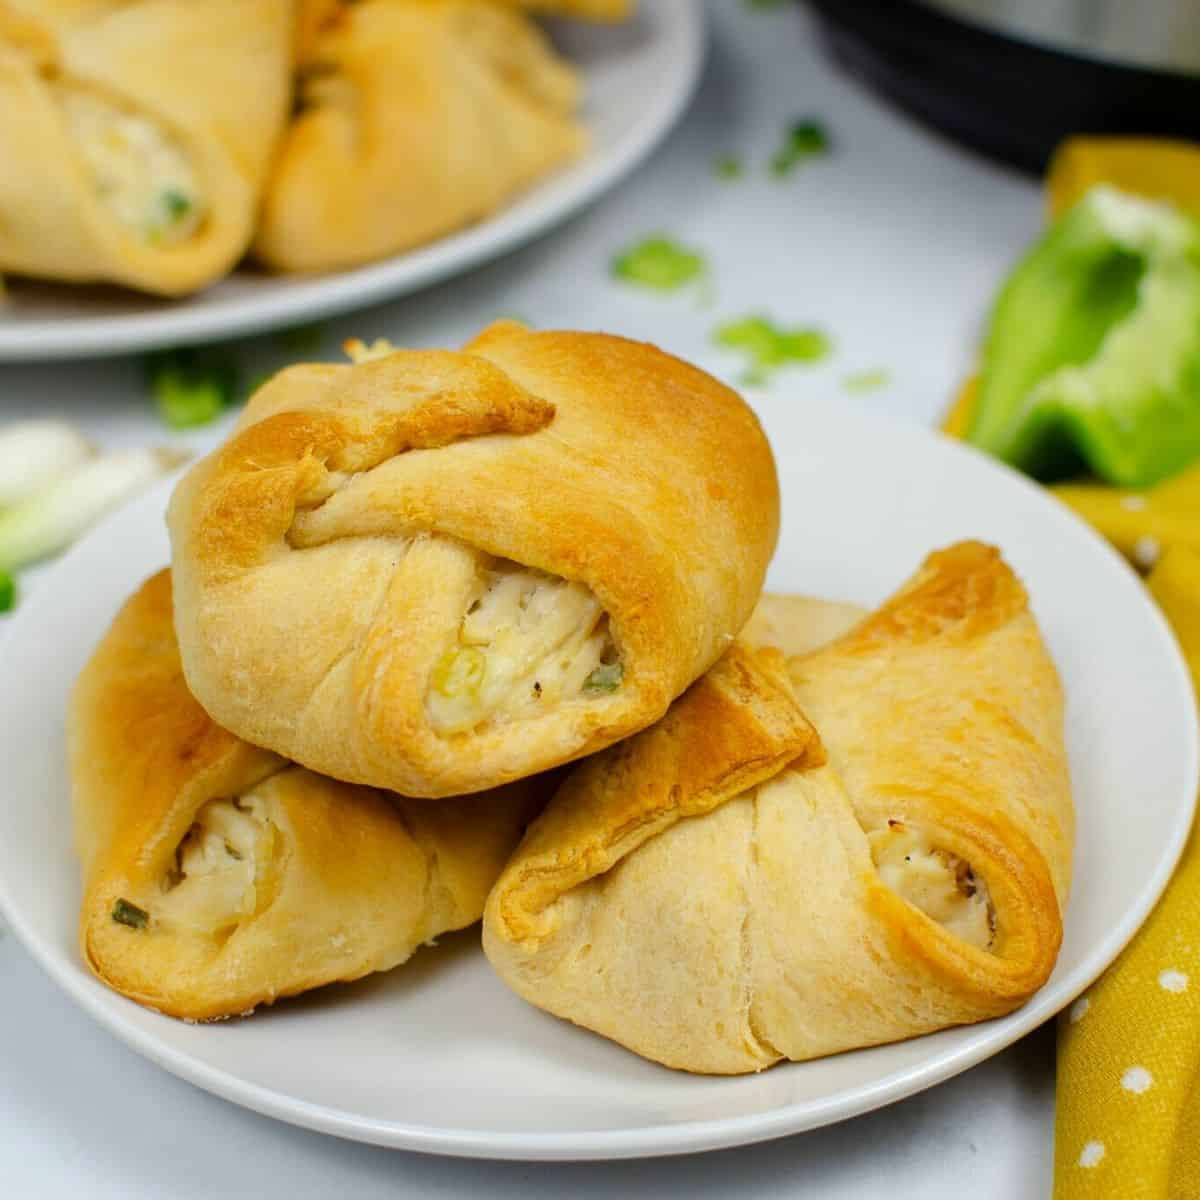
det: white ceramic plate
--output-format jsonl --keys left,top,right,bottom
{"left": 0, "top": 2, "right": 703, "bottom": 363}
{"left": 0, "top": 394, "right": 1195, "bottom": 1161}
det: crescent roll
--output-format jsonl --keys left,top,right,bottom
{"left": 484, "top": 543, "right": 1074, "bottom": 1073}
{"left": 0, "top": 0, "right": 292, "bottom": 295}
{"left": 70, "top": 570, "right": 547, "bottom": 1021}
{"left": 167, "top": 322, "right": 780, "bottom": 798}
{"left": 256, "top": 0, "right": 585, "bottom": 273}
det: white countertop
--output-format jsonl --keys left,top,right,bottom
{"left": 0, "top": 2, "right": 1054, "bottom": 1195}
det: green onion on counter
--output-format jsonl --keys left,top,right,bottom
{"left": 146, "top": 348, "right": 240, "bottom": 430}
{"left": 0, "top": 445, "right": 186, "bottom": 574}
{"left": 0, "top": 420, "right": 92, "bottom": 507}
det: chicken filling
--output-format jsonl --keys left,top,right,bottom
{"left": 427, "top": 562, "right": 621, "bottom": 734}
{"left": 868, "top": 820, "right": 995, "bottom": 951}
{"left": 59, "top": 88, "right": 203, "bottom": 244}
{"left": 154, "top": 792, "right": 276, "bottom": 935}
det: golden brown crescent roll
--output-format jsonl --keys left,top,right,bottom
{"left": 70, "top": 570, "right": 547, "bottom": 1022}
{"left": 167, "top": 322, "right": 780, "bottom": 799}
{"left": 484, "top": 543, "right": 1074, "bottom": 1073}
{"left": 0, "top": 1, "right": 292, "bottom": 296}
{"left": 256, "top": 0, "right": 584, "bottom": 273}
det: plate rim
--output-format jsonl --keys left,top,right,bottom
{"left": 0, "top": 400, "right": 1195, "bottom": 1161}
{"left": 0, "top": 0, "right": 706, "bottom": 363}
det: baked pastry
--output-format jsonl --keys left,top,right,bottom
{"left": 256, "top": 0, "right": 585, "bottom": 273}
{"left": 507, "top": 1, "right": 632, "bottom": 18}
{"left": 0, "top": 0, "right": 292, "bottom": 295}
{"left": 71, "top": 570, "right": 547, "bottom": 1021}
{"left": 484, "top": 543, "right": 1073, "bottom": 1073}
{"left": 167, "top": 322, "right": 779, "bottom": 798}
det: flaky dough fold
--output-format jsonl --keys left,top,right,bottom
{"left": 71, "top": 570, "right": 546, "bottom": 1021}
{"left": 0, "top": 0, "right": 291, "bottom": 294}
{"left": 258, "top": 0, "right": 585, "bottom": 273}
{"left": 167, "top": 323, "right": 779, "bottom": 798}
{"left": 484, "top": 543, "right": 1073, "bottom": 1073}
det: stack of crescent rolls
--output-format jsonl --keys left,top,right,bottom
{"left": 0, "top": 0, "right": 629, "bottom": 296}
{"left": 70, "top": 321, "right": 1074, "bottom": 1073}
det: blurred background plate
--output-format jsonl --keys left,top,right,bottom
{"left": 0, "top": 395, "right": 1194, "bottom": 1160}
{"left": 0, "top": 0, "right": 704, "bottom": 363}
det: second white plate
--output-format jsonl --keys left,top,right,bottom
{"left": 0, "top": 1, "right": 704, "bottom": 362}
{"left": 0, "top": 393, "right": 1194, "bottom": 1159}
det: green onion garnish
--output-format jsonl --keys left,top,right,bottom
{"left": 584, "top": 662, "right": 624, "bottom": 694}
{"left": 714, "top": 155, "right": 743, "bottom": 181}
{"left": 112, "top": 898, "right": 149, "bottom": 930}
{"left": 161, "top": 189, "right": 192, "bottom": 221}
{"left": 714, "top": 315, "right": 833, "bottom": 386}
{"left": 611, "top": 236, "right": 708, "bottom": 292}
{"left": 770, "top": 119, "right": 831, "bottom": 178}
{"left": 146, "top": 349, "right": 239, "bottom": 431}
{"left": 843, "top": 368, "right": 892, "bottom": 394}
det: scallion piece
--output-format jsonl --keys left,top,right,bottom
{"left": 0, "top": 571, "right": 14, "bottom": 614}
{"left": 770, "top": 119, "right": 831, "bottom": 178}
{"left": 0, "top": 420, "right": 93, "bottom": 508}
{"left": 584, "top": 662, "right": 623, "bottom": 694}
{"left": 146, "top": 349, "right": 239, "bottom": 431}
{"left": 611, "top": 236, "right": 708, "bottom": 292}
{"left": 161, "top": 189, "right": 192, "bottom": 221}
{"left": 112, "top": 898, "right": 149, "bottom": 930}
{"left": 0, "top": 447, "right": 186, "bottom": 573}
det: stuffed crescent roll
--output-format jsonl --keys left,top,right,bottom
{"left": 256, "top": 0, "right": 584, "bottom": 273}
{"left": 70, "top": 570, "right": 547, "bottom": 1021}
{"left": 167, "top": 323, "right": 779, "bottom": 799}
{"left": 484, "top": 542, "right": 1074, "bottom": 1073}
{"left": 0, "top": 0, "right": 292, "bottom": 295}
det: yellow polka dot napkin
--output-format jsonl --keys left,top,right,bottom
{"left": 942, "top": 398, "right": 1200, "bottom": 1199}
{"left": 1053, "top": 546, "right": 1200, "bottom": 1199}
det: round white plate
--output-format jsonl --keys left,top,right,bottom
{"left": 0, "top": 394, "right": 1195, "bottom": 1160}
{"left": 0, "top": 2, "right": 703, "bottom": 363}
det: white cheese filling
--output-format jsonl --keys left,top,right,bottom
{"left": 868, "top": 820, "right": 995, "bottom": 951}
{"left": 155, "top": 793, "right": 274, "bottom": 934}
{"left": 59, "top": 88, "right": 203, "bottom": 244}
{"left": 427, "top": 562, "right": 620, "bottom": 734}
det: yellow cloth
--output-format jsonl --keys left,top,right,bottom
{"left": 941, "top": 385, "right": 1200, "bottom": 1200}
{"left": 1046, "top": 137, "right": 1200, "bottom": 221}
{"left": 1054, "top": 549, "right": 1200, "bottom": 1198}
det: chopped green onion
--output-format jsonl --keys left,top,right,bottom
{"left": 161, "top": 189, "right": 192, "bottom": 221}
{"left": 112, "top": 898, "right": 149, "bottom": 930}
{"left": 745, "top": 0, "right": 786, "bottom": 8}
{"left": 770, "top": 119, "right": 831, "bottom": 178}
{"left": 0, "top": 447, "right": 186, "bottom": 573}
{"left": 843, "top": 368, "right": 892, "bottom": 394}
{"left": 0, "top": 420, "right": 93, "bottom": 507}
{"left": 612, "top": 236, "right": 708, "bottom": 292}
{"left": 714, "top": 155, "right": 743, "bottom": 181}
{"left": 432, "top": 646, "right": 487, "bottom": 697}
{"left": 714, "top": 315, "right": 833, "bottom": 385}
{"left": 146, "top": 348, "right": 239, "bottom": 430}
{"left": 153, "top": 374, "right": 224, "bottom": 429}
{"left": 0, "top": 571, "right": 14, "bottom": 614}
{"left": 583, "top": 662, "right": 624, "bottom": 694}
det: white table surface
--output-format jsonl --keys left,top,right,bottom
{"left": 0, "top": 2, "right": 1057, "bottom": 1195}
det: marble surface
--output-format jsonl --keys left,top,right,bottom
{"left": 0, "top": 2, "right": 1056, "bottom": 1194}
